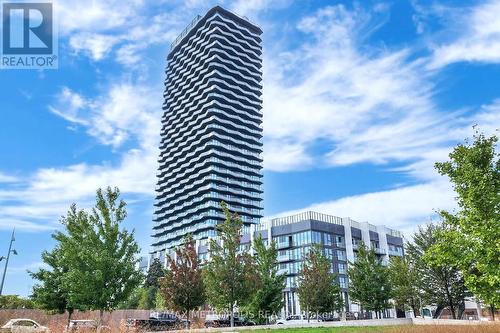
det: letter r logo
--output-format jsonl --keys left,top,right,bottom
{"left": 2, "top": 2, "right": 53, "bottom": 54}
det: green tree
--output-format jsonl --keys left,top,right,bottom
{"left": 203, "top": 202, "right": 256, "bottom": 327}
{"left": 160, "top": 235, "right": 205, "bottom": 327}
{"left": 432, "top": 131, "right": 499, "bottom": 318}
{"left": 155, "top": 289, "right": 166, "bottom": 310}
{"left": 388, "top": 255, "right": 420, "bottom": 316}
{"left": 297, "top": 245, "right": 343, "bottom": 321}
{"left": 146, "top": 258, "right": 165, "bottom": 288}
{"left": 348, "top": 243, "right": 391, "bottom": 319}
{"left": 133, "top": 258, "right": 166, "bottom": 310}
{"left": 118, "top": 286, "right": 145, "bottom": 309}
{"left": 0, "top": 295, "right": 34, "bottom": 309}
{"left": 245, "top": 235, "right": 285, "bottom": 324}
{"left": 407, "top": 224, "right": 468, "bottom": 319}
{"left": 54, "top": 187, "right": 142, "bottom": 323}
{"left": 30, "top": 246, "right": 74, "bottom": 325}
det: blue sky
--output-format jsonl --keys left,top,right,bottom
{"left": 1, "top": 0, "right": 499, "bottom": 296}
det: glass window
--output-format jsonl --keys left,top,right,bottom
{"left": 339, "top": 276, "right": 348, "bottom": 288}
{"left": 312, "top": 231, "right": 322, "bottom": 244}
{"left": 286, "top": 276, "right": 297, "bottom": 288}
{"left": 324, "top": 248, "right": 334, "bottom": 260}
{"left": 324, "top": 233, "right": 334, "bottom": 246}
{"left": 337, "top": 250, "right": 346, "bottom": 261}
{"left": 338, "top": 262, "right": 347, "bottom": 274}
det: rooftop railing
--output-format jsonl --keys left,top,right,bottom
{"left": 170, "top": 14, "right": 202, "bottom": 50}
{"left": 271, "top": 211, "right": 343, "bottom": 227}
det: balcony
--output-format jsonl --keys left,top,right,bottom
{"left": 373, "top": 248, "right": 386, "bottom": 255}
{"left": 277, "top": 242, "right": 292, "bottom": 249}
{"left": 388, "top": 249, "right": 403, "bottom": 256}
{"left": 277, "top": 254, "right": 291, "bottom": 262}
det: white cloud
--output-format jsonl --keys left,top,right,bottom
{"left": 268, "top": 97, "right": 500, "bottom": 233}
{"left": 270, "top": 179, "right": 457, "bottom": 237}
{"left": 49, "top": 83, "right": 160, "bottom": 148}
{"left": 55, "top": 0, "right": 145, "bottom": 35}
{"left": 263, "top": 141, "right": 313, "bottom": 172}
{"left": 229, "top": 0, "right": 291, "bottom": 18}
{"left": 262, "top": 5, "right": 441, "bottom": 173}
{"left": 262, "top": 3, "right": 499, "bottom": 176}
{"left": 4, "top": 1, "right": 499, "bottom": 235}
{"left": 55, "top": 0, "right": 202, "bottom": 65}
{"left": 48, "top": 87, "right": 89, "bottom": 125}
{"left": 1, "top": 81, "right": 161, "bottom": 232}
{"left": 8, "top": 261, "right": 48, "bottom": 274}
{"left": 428, "top": 0, "right": 500, "bottom": 69}
{"left": 0, "top": 172, "right": 18, "bottom": 183}
{"left": 0, "top": 147, "right": 157, "bottom": 232}
{"left": 69, "top": 33, "right": 120, "bottom": 61}
{"left": 0, "top": 218, "right": 56, "bottom": 232}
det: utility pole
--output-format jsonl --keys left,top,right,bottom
{"left": 0, "top": 229, "right": 17, "bottom": 295}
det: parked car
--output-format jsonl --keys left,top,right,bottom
{"left": 1, "top": 319, "right": 50, "bottom": 333}
{"left": 276, "top": 315, "right": 323, "bottom": 325}
{"left": 204, "top": 315, "right": 255, "bottom": 327}
{"left": 126, "top": 312, "right": 188, "bottom": 331}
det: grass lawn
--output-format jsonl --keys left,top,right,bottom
{"left": 240, "top": 325, "right": 500, "bottom": 333}
{"left": 242, "top": 327, "right": 389, "bottom": 333}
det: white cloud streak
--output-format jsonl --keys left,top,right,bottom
{"left": 263, "top": 5, "right": 436, "bottom": 173}
{"left": 0, "top": 172, "right": 18, "bottom": 183}
{"left": 269, "top": 179, "right": 457, "bottom": 237}
{"left": 428, "top": 0, "right": 500, "bottom": 68}
{"left": 1, "top": 81, "right": 161, "bottom": 232}
{"left": 3, "top": 1, "right": 499, "bottom": 235}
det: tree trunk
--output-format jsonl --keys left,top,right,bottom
{"left": 66, "top": 309, "right": 74, "bottom": 329}
{"left": 490, "top": 304, "right": 495, "bottom": 321}
{"left": 230, "top": 304, "right": 234, "bottom": 328}
{"left": 458, "top": 300, "right": 465, "bottom": 319}
{"left": 433, "top": 304, "right": 444, "bottom": 319}
{"left": 307, "top": 305, "right": 310, "bottom": 323}
{"left": 449, "top": 302, "right": 456, "bottom": 319}
{"left": 411, "top": 298, "right": 418, "bottom": 318}
{"left": 186, "top": 309, "right": 190, "bottom": 329}
{"left": 99, "top": 310, "right": 104, "bottom": 326}
{"left": 443, "top": 272, "right": 456, "bottom": 319}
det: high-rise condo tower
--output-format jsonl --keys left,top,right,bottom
{"left": 151, "top": 6, "right": 263, "bottom": 257}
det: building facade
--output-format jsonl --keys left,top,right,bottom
{"left": 197, "top": 211, "right": 404, "bottom": 316}
{"left": 151, "top": 6, "right": 264, "bottom": 256}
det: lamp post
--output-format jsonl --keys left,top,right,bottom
{"left": 0, "top": 229, "right": 17, "bottom": 295}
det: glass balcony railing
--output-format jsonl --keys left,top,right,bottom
{"left": 388, "top": 249, "right": 403, "bottom": 256}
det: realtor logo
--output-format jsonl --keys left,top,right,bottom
{"left": 1, "top": 1, "right": 58, "bottom": 69}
